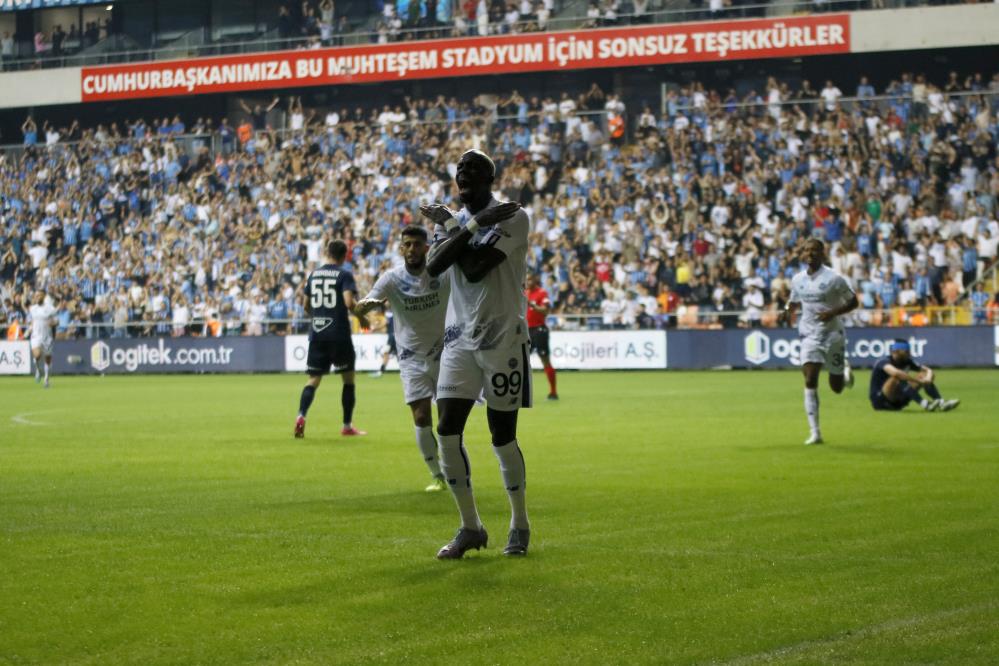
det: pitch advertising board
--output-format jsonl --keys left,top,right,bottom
{"left": 285, "top": 331, "right": 666, "bottom": 372}
{"left": 0, "top": 341, "right": 31, "bottom": 375}
{"left": 50, "top": 337, "right": 286, "bottom": 374}
{"left": 529, "top": 330, "right": 667, "bottom": 370}
{"left": 666, "top": 327, "right": 996, "bottom": 370}
{"left": 284, "top": 334, "right": 399, "bottom": 373}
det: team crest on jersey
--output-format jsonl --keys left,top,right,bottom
{"left": 312, "top": 317, "right": 332, "bottom": 332}
{"left": 429, "top": 279, "right": 441, "bottom": 290}
{"left": 508, "top": 358, "right": 518, "bottom": 369}
{"left": 444, "top": 324, "right": 462, "bottom": 345}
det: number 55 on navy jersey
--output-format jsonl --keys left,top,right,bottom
{"left": 306, "top": 263, "right": 356, "bottom": 342}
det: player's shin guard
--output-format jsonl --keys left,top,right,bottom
{"left": 415, "top": 425, "right": 443, "bottom": 478}
{"left": 804, "top": 388, "right": 820, "bottom": 435}
{"left": 298, "top": 385, "right": 316, "bottom": 417}
{"left": 437, "top": 433, "right": 481, "bottom": 530}
{"left": 493, "top": 439, "right": 529, "bottom": 530}
{"left": 341, "top": 383, "right": 355, "bottom": 426}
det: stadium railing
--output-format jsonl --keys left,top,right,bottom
{"left": 0, "top": 0, "right": 947, "bottom": 72}
{"left": 967, "top": 258, "right": 999, "bottom": 299}
{"left": 20, "top": 306, "right": 993, "bottom": 341}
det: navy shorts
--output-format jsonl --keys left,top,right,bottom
{"left": 870, "top": 391, "right": 908, "bottom": 411}
{"left": 307, "top": 340, "right": 356, "bottom": 376}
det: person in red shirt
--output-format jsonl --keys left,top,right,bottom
{"left": 525, "top": 274, "right": 558, "bottom": 400}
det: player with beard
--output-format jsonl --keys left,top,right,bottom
{"left": 421, "top": 149, "right": 532, "bottom": 559}
{"left": 355, "top": 226, "right": 451, "bottom": 492}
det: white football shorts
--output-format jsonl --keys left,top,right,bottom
{"left": 800, "top": 330, "right": 846, "bottom": 374}
{"left": 437, "top": 342, "right": 533, "bottom": 412}
{"left": 399, "top": 353, "right": 440, "bottom": 405}
{"left": 30, "top": 336, "right": 54, "bottom": 356}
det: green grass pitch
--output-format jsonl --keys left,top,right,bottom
{"left": 2, "top": 369, "right": 998, "bottom": 664}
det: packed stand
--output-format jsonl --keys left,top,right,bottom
{"left": 6, "top": 0, "right": 990, "bottom": 70}
{"left": 2, "top": 70, "right": 999, "bottom": 340}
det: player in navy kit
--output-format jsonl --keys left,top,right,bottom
{"left": 294, "top": 240, "right": 369, "bottom": 438}
{"left": 869, "top": 340, "right": 959, "bottom": 412}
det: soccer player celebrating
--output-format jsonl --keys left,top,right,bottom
{"left": 781, "top": 238, "right": 859, "bottom": 445}
{"left": 525, "top": 274, "right": 558, "bottom": 400}
{"left": 27, "top": 291, "right": 56, "bottom": 388}
{"left": 421, "top": 149, "right": 531, "bottom": 559}
{"left": 869, "top": 340, "right": 959, "bottom": 412}
{"left": 354, "top": 227, "right": 451, "bottom": 493}
{"left": 294, "top": 240, "right": 368, "bottom": 438}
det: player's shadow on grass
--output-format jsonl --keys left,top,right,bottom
{"left": 228, "top": 546, "right": 506, "bottom": 609}
{"left": 258, "top": 490, "right": 457, "bottom": 518}
{"left": 823, "top": 444, "right": 905, "bottom": 456}
{"left": 735, "top": 443, "right": 905, "bottom": 456}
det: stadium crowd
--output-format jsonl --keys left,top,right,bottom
{"left": 2, "top": 69, "right": 999, "bottom": 339}
{"left": 5, "top": 0, "right": 992, "bottom": 71}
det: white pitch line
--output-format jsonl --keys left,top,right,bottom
{"left": 717, "top": 601, "right": 995, "bottom": 665}
{"left": 10, "top": 412, "right": 50, "bottom": 426}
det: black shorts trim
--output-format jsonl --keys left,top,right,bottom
{"left": 306, "top": 339, "right": 356, "bottom": 376}
{"left": 529, "top": 326, "right": 550, "bottom": 356}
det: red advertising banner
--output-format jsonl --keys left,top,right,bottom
{"left": 81, "top": 14, "right": 849, "bottom": 102}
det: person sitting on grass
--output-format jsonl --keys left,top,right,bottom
{"left": 869, "top": 339, "right": 959, "bottom": 413}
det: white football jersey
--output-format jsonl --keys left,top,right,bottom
{"left": 28, "top": 303, "right": 56, "bottom": 340}
{"left": 434, "top": 197, "right": 530, "bottom": 351}
{"left": 789, "top": 265, "right": 855, "bottom": 338}
{"left": 365, "top": 265, "right": 449, "bottom": 358}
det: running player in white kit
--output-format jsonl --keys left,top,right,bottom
{"left": 27, "top": 291, "right": 57, "bottom": 389}
{"left": 781, "top": 239, "right": 859, "bottom": 445}
{"left": 421, "top": 149, "right": 532, "bottom": 559}
{"left": 354, "top": 226, "right": 451, "bottom": 493}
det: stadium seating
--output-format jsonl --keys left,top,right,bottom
{"left": 1, "top": 69, "right": 998, "bottom": 338}
{"left": 0, "top": 0, "right": 973, "bottom": 71}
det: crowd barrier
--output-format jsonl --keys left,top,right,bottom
{"left": 1, "top": 327, "right": 996, "bottom": 375}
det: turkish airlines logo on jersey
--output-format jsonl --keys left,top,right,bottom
{"left": 80, "top": 15, "right": 849, "bottom": 101}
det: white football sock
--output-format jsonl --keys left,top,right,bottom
{"left": 493, "top": 439, "right": 529, "bottom": 530}
{"left": 44, "top": 362, "right": 50, "bottom": 381}
{"left": 437, "top": 433, "right": 481, "bottom": 530}
{"left": 804, "top": 388, "right": 820, "bottom": 435}
{"left": 415, "top": 425, "right": 442, "bottom": 478}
